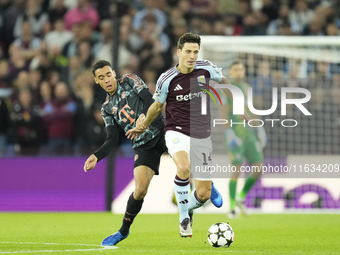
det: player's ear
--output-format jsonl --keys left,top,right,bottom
{"left": 112, "top": 70, "right": 116, "bottom": 77}
{"left": 177, "top": 48, "right": 181, "bottom": 57}
{"left": 94, "top": 77, "right": 98, "bottom": 84}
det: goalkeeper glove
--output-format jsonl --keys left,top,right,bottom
{"left": 224, "top": 128, "right": 242, "bottom": 150}
{"left": 254, "top": 126, "right": 267, "bottom": 148}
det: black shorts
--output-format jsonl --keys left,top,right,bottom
{"left": 133, "top": 132, "right": 167, "bottom": 175}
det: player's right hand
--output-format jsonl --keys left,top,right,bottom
{"left": 84, "top": 154, "right": 98, "bottom": 172}
{"left": 224, "top": 128, "right": 242, "bottom": 150}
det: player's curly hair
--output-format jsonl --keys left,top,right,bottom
{"left": 92, "top": 60, "right": 111, "bottom": 76}
{"left": 177, "top": 32, "right": 201, "bottom": 50}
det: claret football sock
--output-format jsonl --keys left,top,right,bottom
{"left": 119, "top": 192, "right": 143, "bottom": 236}
{"left": 174, "top": 175, "right": 190, "bottom": 222}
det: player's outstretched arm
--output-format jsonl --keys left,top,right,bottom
{"left": 84, "top": 154, "right": 98, "bottom": 172}
{"left": 83, "top": 125, "right": 118, "bottom": 172}
{"left": 143, "top": 101, "right": 164, "bottom": 128}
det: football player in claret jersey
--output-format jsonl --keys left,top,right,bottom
{"left": 129, "top": 33, "right": 250, "bottom": 237}
{"left": 83, "top": 60, "right": 166, "bottom": 246}
{"left": 220, "top": 61, "right": 267, "bottom": 218}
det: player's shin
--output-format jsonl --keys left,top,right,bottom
{"left": 174, "top": 175, "right": 190, "bottom": 222}
{"left": 119, "top": 192, "right": 144, "bottom": 236}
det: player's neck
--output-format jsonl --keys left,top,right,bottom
{"left": 108, "top": 80, "right": 118, "bottom": 96}
{"left": 176, "top": 64, "right": 194, "bottom": 74}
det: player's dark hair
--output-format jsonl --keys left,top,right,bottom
{"left": 229, "top": 61, "right": 244, "bottom": 69}
{"left": 177, "top": 32, "right": 201, "bottom": 50}
{"left": 92, "top": 60, "right": 111, "bottom": 76}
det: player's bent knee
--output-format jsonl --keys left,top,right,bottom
{"left": 177, "top": 164, "right": 190, "bottom": 178}
{"left": 196, "top": 189, "right": 211, "bottom": 202}
{"left": 134, "top": 185, "right": 148, "bottom": 200}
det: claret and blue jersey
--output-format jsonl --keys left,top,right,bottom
{"left": 153, "top": 60, "right": 223, "bottom": 139}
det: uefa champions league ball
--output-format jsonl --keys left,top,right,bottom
{"left": 207, "top": 222, "right": 235, "bottom": 248}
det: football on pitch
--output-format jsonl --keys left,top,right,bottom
{"left": 207, "top": 222, "right": 234, "bottom": 248}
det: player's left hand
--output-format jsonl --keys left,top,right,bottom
{"left": 125, "top": 127, "right": 146, "bottom": 139}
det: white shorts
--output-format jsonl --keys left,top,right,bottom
{"left": 165, "top": 130, "right": 213, "bottom": 180}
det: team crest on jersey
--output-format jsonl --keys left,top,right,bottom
{"left": 197, "top": 75, "right": 206, "bottom": 86}
{"left": 112, "top": 106, "right": 118, "bottom": 114}
{"left": 134, "top": 154, "right": 139, "bottom": 161}
{"left": 121, "top": 91, "right": 126, "bottom": 99}
{"left": 173, "top": 138, "right": 180, "bottom": 144}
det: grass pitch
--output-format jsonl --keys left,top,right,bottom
{"left": 0, "top": 213, "right": 339, "bottom": 254}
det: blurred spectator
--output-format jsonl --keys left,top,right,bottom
{"left": 42, "top": 81, "right": 76, "bottom": 154}
{"left": 30, "top": 50, "right": 55, "bottom": 81}
{"left": 0, "top": 96, "right": 10, "bottom": 156}
{"left": 251, "top": 61, "right": 273, "bottom": 94}
{"left": 13, "top": 0, "right": 48, "bottom": 38}
{"left": 223, "top": 15, "right": 242, "bottom": 36}
{"left": 289, "top": 0, "right": 314, "bottom": 34}
{"left": 260, "top": 0, "right": 278, "bottom": 22}
{"left": 28, "top": 69, "right": 41, "bottom": 98}
{"left": 142, "top": 67, "right": 157, "bottom": 94}
{"left": 10, "top": 88, "right": 40, "bottom": 154}
{"left": 196, "top": 0, "right": 222, "bottom": 23}
{"left": 242, "top": 13, "right": 266, "bottom": 35}
{"left": 77, "top": 40, "right": 93, "bottom": 69}
{"left": 8, "top": 44, "right": 29, "bottom": 81}
{"left": 11, "top": 70, "right": 29, "bottom": 101}
{"left": 326, "top": 23, "right": 339, "bottom": 35}
{"left": 172, "top": 19, "right": 188, "bottom": 40}
{"left": 0, "top": 59, "right": 10, "bottom": 88}
{"left": 62, "top": 22, "right": 81, "bottom": 58}
{"left": 61, "top": 55, "right": 84, "bottom": 89}
{"left": 302, "top": 16, "right": 325, "bottom": 35}
{"left": 267, "top": 5, "right": 299, "bottom": 35}
{"left": 78, "top": 20, "right": 96, "bottom": 43}
{"left": 176, "top": 0, "right": 192, "bottom": 24}
{"left": 64, "top": 0, "right": 99, "bottom": 30}
{"left": 132, "top": 0, "right": 167, "bottom": 31}
{"left": 12, "top": 20, "right": 41, "bottom": 61}
{"left": 45, "top": 19, "right": 73, "bottom": 51}
{"left": 39, "top": 80, "right": 52, "bottom": 106}
{"left": 74, "top": 85, "right": 98, "bottom": 152}
{"left": 1, "top": 0, "right": 25, "bottom": 50}
{"left": 38, "top": 80, "right": 52, "bottom": 145}
{"left": 48, "top": 0, "right": 68, "bottom": 24}
{"left": 279, "top": 20, "right": 296, "bottom": 35}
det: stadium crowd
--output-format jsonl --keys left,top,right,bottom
{"left": 0, "top": 0, "right": 339, "bottom": 156}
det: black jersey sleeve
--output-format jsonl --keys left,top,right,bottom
{"left": 139, "top": 88, "right": 154, "bottom": 114}
{"left": 93, "top": 124, "right": 118, "bottom": 162}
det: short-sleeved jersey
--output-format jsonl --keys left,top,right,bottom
{"left": 101, "top": 73, "right": 164, "bottom": 148}
{"left": 153, "top": 60, "right": 223, "bottom": 138}
{"left": 221, "top": 81, "right": 255, "bottom": 140}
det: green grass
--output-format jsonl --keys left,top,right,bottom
{"left": 0, "top": 213, "right": 339, "bottom": 254}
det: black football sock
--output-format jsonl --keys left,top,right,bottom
{"left": 119, "top": 192, "right": 144, "bottom": 236}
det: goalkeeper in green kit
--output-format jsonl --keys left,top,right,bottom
{"left": 220, "top": 61, "right": 267, "bottom": 218}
